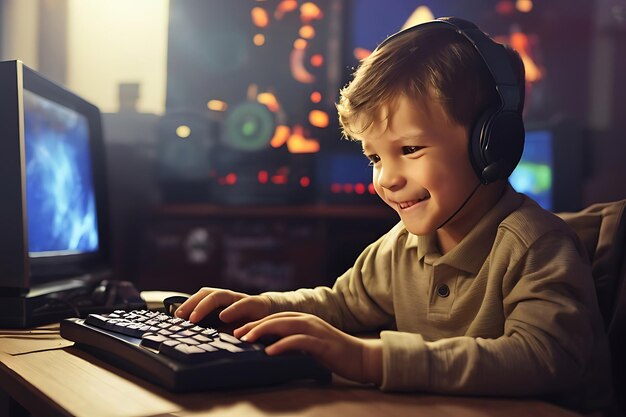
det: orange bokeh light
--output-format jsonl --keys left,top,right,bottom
{"left": 276, "top": 0, "right": 298, "bottom": 19}
{"left": 310, "top": 54, "right": 324, "bottom": 67}
{"left": 309, "top": 110, "right": 329, "bottom": 128}
{"left": 509, "top": 32, "right": 542, "bottom": 82}
{"left": 270, "top": 125, "right": 290, "bottom": 148}
{"left": 299, "top": 25, "right": 315, "bottom": 39}
{"left": 257, "top": 92, "right": 280, "bottom": 112}
{"left": 310, "top": 91, "right": 322, "bottom": 103}
{"left": 251, "top": 7, "right": 269, "bottom": 28}
{"left": 353, "top": 47, "right": 371, "bottom": 61}
{"left": 300, "top": 2, "right": 323, "bottom": 22}
{"left": 287, "top": 125, "right": 320, "bottom": 153}
{"left": 291, "top": 48, "right": 315, "bottom": 83}
{"left": 516, "top": 0, "right": 533, "bottom": 13}
{"left": 294, "top": 38, "right": 307, "bottom": 50}
{"left": 207, "top": 100, "right": 228, "bottom": 111}
{"left": 253, "top": 33, "right": 265, "bottom": 46}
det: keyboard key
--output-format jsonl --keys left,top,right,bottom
{"left": 208, "top": 340, "right": 244, "bottom": 353}
{"left": 177, "top": 337, "right": 200, "bottom": 346}
{"left": 197, "top": 343, "right": 218, "bottom": 352}
{"left": 141, "top": 333, "right": 169, "bottom": 349}
{"left": 85, "top": 314, "right": 112, "bottom": 328}
{"left": 175, "top": 344, "right": 205, "bottom": 354}
{"left": 219, "top": 333, "right": 242, "bottom": 345}
{"left": 159, "top": 341, "right": 226, "bottom": 363}
{"left": 192, "top": 334, "right": 213, "bottom": 343}
{"left": 161, "top": 339, "right": 181, "bottom": 348}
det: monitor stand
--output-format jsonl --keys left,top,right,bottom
{"left": 0, "top": 273, "right": 146, "bottom": 328}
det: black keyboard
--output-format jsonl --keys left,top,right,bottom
{"left": 60, "top": 310, "right": 330, "bottom": 392}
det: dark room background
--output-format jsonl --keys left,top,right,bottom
{"left": 1, "top": 0, "right": 626, "bottom": 294}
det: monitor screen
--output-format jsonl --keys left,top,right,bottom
{"left": 24, "top": 89, "right": 100, "bottom": 258}
{"left": 0, "top": 60, "right": 111, "bottom": 296}
{"left": 509, "top": 129, "right": 554, "bottom": 210}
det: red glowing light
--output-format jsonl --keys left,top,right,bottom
{"left": 495, "top": 0, "right": 515, "bottom": 15}
{"left": 300, "top": 176, "right": 311, "bottom": 187}
{"left": 271, "top": 175, "right": 288, "bottom": 185}
{"left": 353, "top": 47, "right": 371, "bottom": 61}
{"left": 225, "top": 173, "right": 237, "bottom": 185}
{"left": 368, "top": 183, "right": 376, "bottom": 194}
{"left": 343, "top": 184, "right": 353, "bottom": 194}
{"left": 258, "top": 170, "right": 269, "bottom": 184}
{"left": 310, "top": 91, "right": 322, "bottom": 103}
{"left": 310, "top": 54, "right": 324, "bottom": 67}
{"left": 355, "top": 183, "right": 366, "bottom": 194}
{"left": 331, "top": 183, "right": 341, "bottom": 194}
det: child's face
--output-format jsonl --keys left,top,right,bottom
{"left": 359, "top": 94, "right": 480, "bottom": 236}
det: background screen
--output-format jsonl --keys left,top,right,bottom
{"left": 509, "top": 129, "right": 554, "bottom": 210}
{"left": 24, "top": 89, "right": 99, "bottom": 257}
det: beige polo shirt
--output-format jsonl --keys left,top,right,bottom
{"left": 264, "top": 186, "right": 613, "bottom": 413}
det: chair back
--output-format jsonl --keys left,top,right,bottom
{"left": 558, "top": 200, "right": 626, "bottom": 416}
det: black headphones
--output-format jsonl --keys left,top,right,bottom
{"left": 376, "top": 17, "right": 525, "bottom": 185}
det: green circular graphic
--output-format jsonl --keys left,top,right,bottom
{"left": 224, "top": 102, "right": 275, "bottom": 151}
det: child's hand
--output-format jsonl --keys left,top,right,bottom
{"left": 234, "top": 312, "right": 383, "bottom": 386}
{"left": 175, "top": 287, "right": 271, "bottom": 324}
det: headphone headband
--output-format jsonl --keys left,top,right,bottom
{"left": 376, "top": 17, "right": 521, "bottom": 114}
{"left": 375, "top": 17, "right": 525, "bottom": 184}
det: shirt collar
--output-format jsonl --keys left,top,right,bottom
{"left": 416, "top": 184, "right": 524, "bottom": 273}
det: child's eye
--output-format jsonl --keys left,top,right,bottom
{"left": 366, "top": 154, "right": 380, "bottom": 166}
{"left": 402, "top": 146, "right": 423, "bottom": 155}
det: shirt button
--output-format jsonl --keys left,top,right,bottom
{"left": 436, "top": 284, "right": 450, "bottom": 298}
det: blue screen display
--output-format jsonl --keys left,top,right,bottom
{"left": 24, "top": 89, "right": 99, "bottom": 257}
{"left": 509, "top": 129, "right": 553, "bottom": 210}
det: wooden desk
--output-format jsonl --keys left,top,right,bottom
{"left": 0, "top": 325, "right": 584, "bottom": 417}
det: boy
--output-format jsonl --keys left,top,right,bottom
{"left": 176, "top": 18, "right": 612, "bottom": 413}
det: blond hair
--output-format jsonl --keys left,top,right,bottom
{"left": 337, "top": 26, "right": 524, "bottom": 139}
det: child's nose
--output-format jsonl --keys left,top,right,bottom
{"left": 377, "top": 165, "right": 405, "bottom": 190}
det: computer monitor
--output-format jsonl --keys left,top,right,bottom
{"left": 0, "top": 60, "right": 119, "bottom": 326}
{"left": 510, "top": 129, "right": 554, "bottom": 210}
{"left": 510, "top": 122, "right": 584, "bottom": 212}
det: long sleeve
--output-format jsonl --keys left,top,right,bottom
{"left": 264, "top": 188, "right": 613, "bottom": 412}
{"left": 262, "top": 223, "right": 404, "bottom": 333}
{"left": 379, "top": 216, "right": 612, "bottom": 412}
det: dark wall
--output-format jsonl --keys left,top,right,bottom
{"left": 582, "top": 2, "right": 626, "bottom": 206}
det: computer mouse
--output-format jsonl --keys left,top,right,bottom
{"left": 195, "top": 307, "right": 227, "bottom": 329}
{"left": 254, "top": 334, "right": 282, "bottom": 346}
{"left": 163, "top": 295, "right": 226, "bottom": 328}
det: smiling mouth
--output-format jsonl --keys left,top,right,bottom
{"left": 396, "top": 193, "right": 430, "bottom": 210}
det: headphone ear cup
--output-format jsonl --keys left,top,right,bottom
{"left": 469, "top": 109, "right": 525, "bottom": 184}
{"left": 468, "top": 108, "right": 495, "bottom": 183}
